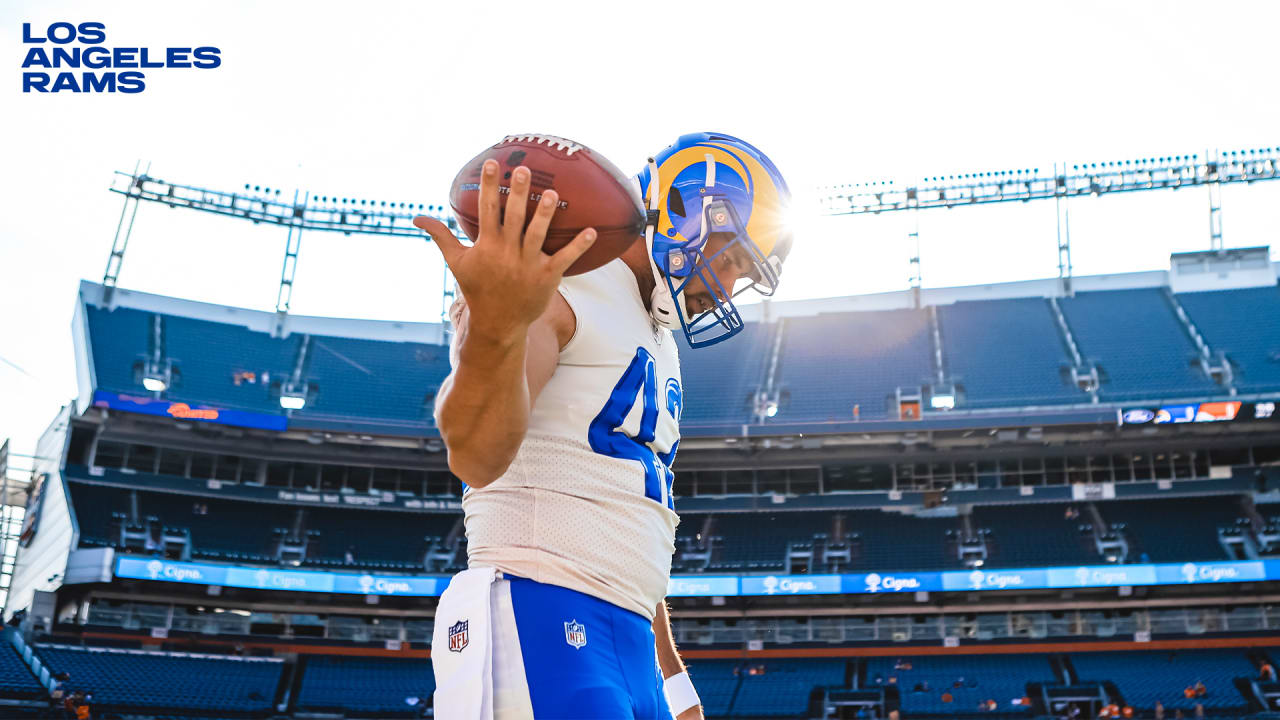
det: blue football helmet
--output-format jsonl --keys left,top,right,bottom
{"left": 635, "top": 132, "right": 793, "bottom": 348}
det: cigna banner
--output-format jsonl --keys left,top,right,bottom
{"left": 115, "top": 556, "right": 1277, "bottom": 599}
{"left": 115, "top": 557, "right": 441, "bottom": 596}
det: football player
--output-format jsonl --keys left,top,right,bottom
{"left": 415, "top": 132, "right": 792, "bottom": 719}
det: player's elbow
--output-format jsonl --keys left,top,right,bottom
{"left": 443, "top": 439, "right": 515, "bottom": 490}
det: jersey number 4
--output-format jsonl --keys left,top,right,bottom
{"left": 587, "top": 347, "right": 681, "bottom": 509}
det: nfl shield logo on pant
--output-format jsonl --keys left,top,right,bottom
{"left": 564, "top": 620, "right": 587, "bottom": 649}
{"left": 448, "top": 620, "right": 469, "bottom": 652}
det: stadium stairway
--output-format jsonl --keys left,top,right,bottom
{"left": 936, "top": 297, "right": 1088, "bottom": 408}
{"left": 1058, "top": 288, "right": 1219, "bottom": 402}
{"left": 1096, "top": 496, "right": 1245, "bottom": 563}
{"left": 1176, "top": 285, "right": 1280, "bottom": 394}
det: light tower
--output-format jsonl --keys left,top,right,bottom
{"left": 103, "top": 165, "right": 459, "bottom": 333}
{"left": 819, "top": 146, "right": 1280, "bottom": 293}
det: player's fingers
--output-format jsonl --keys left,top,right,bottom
{"left": 503, "top": 166, "right": 531, "bottom": 247}
{"left": 413, "top": 215, "right": 465, "bottom": 266}
{"left": 522, "top": 189, "right": 559, "bottom": 258}
{"left": 477, "top": 158, "right": 501, "bottom": 243}
{"left": 547, "top": 227, "right": 596, "bottom": 276}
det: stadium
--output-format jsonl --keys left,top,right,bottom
{"left": 7, "top": 5, "right": 1280, "bottom": 717}
{"left": 2, "top": 166, "right": 1280, "bottom": 719}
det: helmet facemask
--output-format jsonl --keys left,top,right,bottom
{"left": 656, "top": 199, "right": 784, "bottom": 347}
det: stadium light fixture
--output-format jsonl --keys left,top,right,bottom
{"left": 279, "top": 392, "right": 306, "bottom": 411}
{"left": 930, "top": 392, "right": 955, "bottom": 411}
{"left": 819, "top": 145, "right": 1280, "bottom": 215}
{"left": 141, "top": 357, "right": 170, "bottom": 392}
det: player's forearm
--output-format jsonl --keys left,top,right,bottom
{"left": 653, "top": 600, "right": 686, "bottom": 678}
{"left": 437, "top": 331, "right": 531, "bottom": 487}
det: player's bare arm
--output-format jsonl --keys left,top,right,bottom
{"left": 414, "top": 159, "right": 594, "bottom": 487}
{"left": 655, "top": 600, "right": 704, "bottom": 720}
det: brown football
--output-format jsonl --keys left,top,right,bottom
{"left": 448, "top": 134, "right": 646, "bottom": 276}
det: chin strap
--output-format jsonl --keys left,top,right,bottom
{"left": 643, "top": 156, "right": 683, "bottom": 330}
{"left": 643, "top": 154, "right": 719, "bottom": 332}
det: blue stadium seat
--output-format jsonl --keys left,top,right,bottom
{"left": 164, "top": 315, "right": 302, "bottom": 413}
{"left": 686, "top": 660, "right": 742, "bottom": 718}
{"left": 35, "top": 644, "right": 282, "bottom": 713}
{"left": 866, "top": 654, "right": 1048, "bottom": 715}
{"left": 694, "top": 509, "right": 954, "bottom": 573}
{"left": 843, "top": 509, "right": 956, "bottom": 571}
{"left": 710, "top": 512, "right": 831, "bottom": 570}
{"left": 1176, "top": 285, "right": 1280, "bottom": 394}
{"left": 85, "top": 283, "right": 1280, "bottom": 429}
{"left": 773, "top": 310, "right": 935, "bottom": 422}
{"left": 297, "top": 333, "right": 450, "bottom": 424}
{"left": 0, "top": 640, "right": 44, "bottom": 700}
{"left": 84, "top": 305, "right": 154, "bottom": 395}
{"left": 676, "top": 323, "right": 770, "bottom": 428}
{"left": 1096, "top": 496, "right": 1242, "bottom": 563}
{"left": 1070, "top": 649, "right": 1254, "bottom": 712}
{"left": 938, "top": 298, "right": 1085, "bottom": 407}
{"left": 67, "top": 480, "right": 458, "bottom": 571}
{"left": 1058, "top": 289, "right": 1217, "bottom": 402}
{"left": 729, "top": 659, "right": 845, "bottom": 717}
{"left": 296, "top": 655, "right": 433, "bottom": 715}
{"left": 84, "top": 305, "right": 452, "bottom": 428}
{"left": 973, "top": 503, "right": 1099, "bottom": 568}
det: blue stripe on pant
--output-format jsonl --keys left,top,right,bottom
{"left": 506, "top": 575, "right": 673, "bottom": 720}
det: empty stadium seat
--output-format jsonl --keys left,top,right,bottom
{"left": 1097, "top": 496, "right": 1242, "bottom": 563}
{"left": 298, "top": 333, "right": 450, "bottom": 423}
{"left": 843, "top": 509, "right": 956, "bottom": 571}
{"left": 974, "top": 503, "right": 1099, "bottom": 568}
{"left": 686, "top": 660, "right": 743, "bottom": 718}
{"left": 84, "top": 305, "right": 155, "bottom": 395}
{"left": 1070, "top": 649, "right": 1254, "bottom": 712}
{"left": 730, "top": 659, "right": 845, "bottom": 717}
{"left": 164, "top": 315, "right": 303, "bottom": 413}
{"left": 296, "top": 655, "right": 433, "bottom": 716}
{"left": 676, "top": 323, "right": 770, "bottom": 428}
{"left": 0, "top": 640, "right": 44, "bottom": 701}
{"left": 866, "top": 654, "right": 1048, "bottom": 715}
{"left": 1177, "top": 285, "right": 1280, "bottom": 394}
{"left": 938, "top": 297, "right": 1086, "bottom": 407}
{"left": 1058, "top": 289, "right": 1217, "bottom": 401}
{"left": 709, "top": 512, "right": 832, "bottom": 571}
{"left": 67, "top": 480, "right": 458, "bottom": 571}
{"left": 84, "top": 305, "right": 452, "bottom": 429}
{"left": 773, "top": 310, "right": 935, "bottom": 422}
{"left": 35, "top": 644, "right": 282, "bottom": 713}
{"left": 84, "top": 283, "right": 1280, "bottom": 431}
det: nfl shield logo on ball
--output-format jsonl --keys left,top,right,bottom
{"left": 564, "top": 620, "right": 586, "bottom": 649}
{"left": 447, "top": 620, "right": 469, "bottom": 652}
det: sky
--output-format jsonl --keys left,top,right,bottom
{"left": 2, "top": 0, "right": 1278, "bottom": 463}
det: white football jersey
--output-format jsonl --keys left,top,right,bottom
{"left": 443, "top": 258, "right": 683, "bottom": 621}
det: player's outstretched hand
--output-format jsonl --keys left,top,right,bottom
{"left": 414, "top": 159, "right": 596, "bottom": 344}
